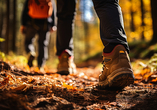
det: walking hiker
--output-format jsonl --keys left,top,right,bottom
{"left": 20, "top": 0, "right": 56, "bottom": 71}
{"left": 56, "top": 0, "right": 135, "bottom": 89}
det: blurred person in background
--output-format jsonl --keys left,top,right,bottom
{"left": 20, "top": 0, "right": 56, "bottom": 71}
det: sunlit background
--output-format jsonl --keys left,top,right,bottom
{"left": 0, "top": 0, "right": 154, "bottom": 68}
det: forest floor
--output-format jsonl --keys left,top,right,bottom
{"left": 0, "top": 56, "right": 157, "bottom": 110}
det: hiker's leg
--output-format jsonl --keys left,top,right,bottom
{"left": 92, "top": 0, "right": 134, "bottom": 89}
{"left": 92, "top": 0, "right": 129, "bottom": 53}
{"left": 24, "top": 25, "right": 36, "bottom": 54}
{"left": 38, "top": 31, "right": 50, "bottom": 68}
{"left": 56, "top": 0, "right": 77, "bottom": 56}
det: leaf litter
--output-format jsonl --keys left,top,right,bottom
{"left": 1, "top": 57, "right": 157, "bottom": 110}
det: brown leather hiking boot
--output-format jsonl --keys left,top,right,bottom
{"left": 28, "top": 53, "right": 35, "bottom": 68}
{"left": 57, "top": 51, "right": 76, "bottom": 75}
{"left": 97, "top": 45, "right": 135, "bottom": 89}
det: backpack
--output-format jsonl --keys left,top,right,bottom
{"left": 28, "top": 0, "right": 53, "bottom": 19}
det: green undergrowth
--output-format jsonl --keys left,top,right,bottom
{"left": 129, "top": 41, "right": 157, "bottom": 59}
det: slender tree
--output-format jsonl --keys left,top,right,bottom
{"left": 0, "top": 1, "right": 3, "bottom": 39}
{"left": 12, "top": 0, "right": 17, "bottom": 52}
{"left": 140, "top": 0, "right": 145, "bottom": 40}
{"left": 150, "top": 0, "right": 157, "bottom": 44}
{"left": 5, "top": 0, "right": 10, "bottom": 54}
{"left": 130, "top": 0, "right": 135, "bottom": 32}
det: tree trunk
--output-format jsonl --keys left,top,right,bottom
{"left": 12, "top": 0, "right": 17, "bottom": 52}
{"left": 5, "top": 0, "right": 10, "bottom": 54}
{"left": 0, "top": 1, "right": 6, "bottom": 52}
{"left": 0, "top": 1, "right": 3, "bottom": 39}
{"left": 150, "top": 0, "right": 157, "bottom": 44}
{"left": 140, "top": 0, "right": 145, "bottom": 40}
{"left": 130, "top": 0, "right": 135, "bottom": 32}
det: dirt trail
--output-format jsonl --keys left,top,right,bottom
{"left": 0, "top": 61, "right": 157, "bottom": 110}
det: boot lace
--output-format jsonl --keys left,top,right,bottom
{"left": 102, "top": 60, "right": 108, "bottom": 70}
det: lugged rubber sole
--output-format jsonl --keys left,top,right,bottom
{"left": 57, "top": 71, "right": 70, "bottom": 75}
{"left": 97, "top": 71, "right": 134, "bottom": 90}
{"left": 110, "top": 73, "right": 134, "bottom": 88}
{"left": 57, "top": 67, "right": 76, "bottom": 75}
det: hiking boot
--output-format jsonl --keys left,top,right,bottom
{"left": 97, "top": 45, "right": 135, "bottom": 89}
{"left": 27, "top": 53, "right": 35, "bottom": 68}
{"left": 57, "top": 51, "right": 76, "bottom": 75}
{"left": 39, "top": 66, "right": 45, "bottom": 73}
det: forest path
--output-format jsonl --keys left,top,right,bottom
{"left": 0, "top": 61, "right": 157, "bottom": 110}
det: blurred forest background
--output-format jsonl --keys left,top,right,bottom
{"left": 0, "top": 0, "right": 157, "bottom": 68}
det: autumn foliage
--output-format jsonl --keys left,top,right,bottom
{"left": 1, "top": 52, "right": 157, "bottom": 109}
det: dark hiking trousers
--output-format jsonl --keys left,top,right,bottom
{"left": 56, "top": 0, "right": 129, "bottom": 56}
{"left": 24, "top": 20, "right": 50, "bottom": 67}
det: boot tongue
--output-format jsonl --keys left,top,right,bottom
{"left": 102, "top": 52, "right": 112, "bottom": 64}
{"left": 103, "top": 57, "right": 111, "bottom": 63}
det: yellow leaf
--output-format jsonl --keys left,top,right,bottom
{"left": 12, "top": 84, "right": 26, "bottom": 91}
